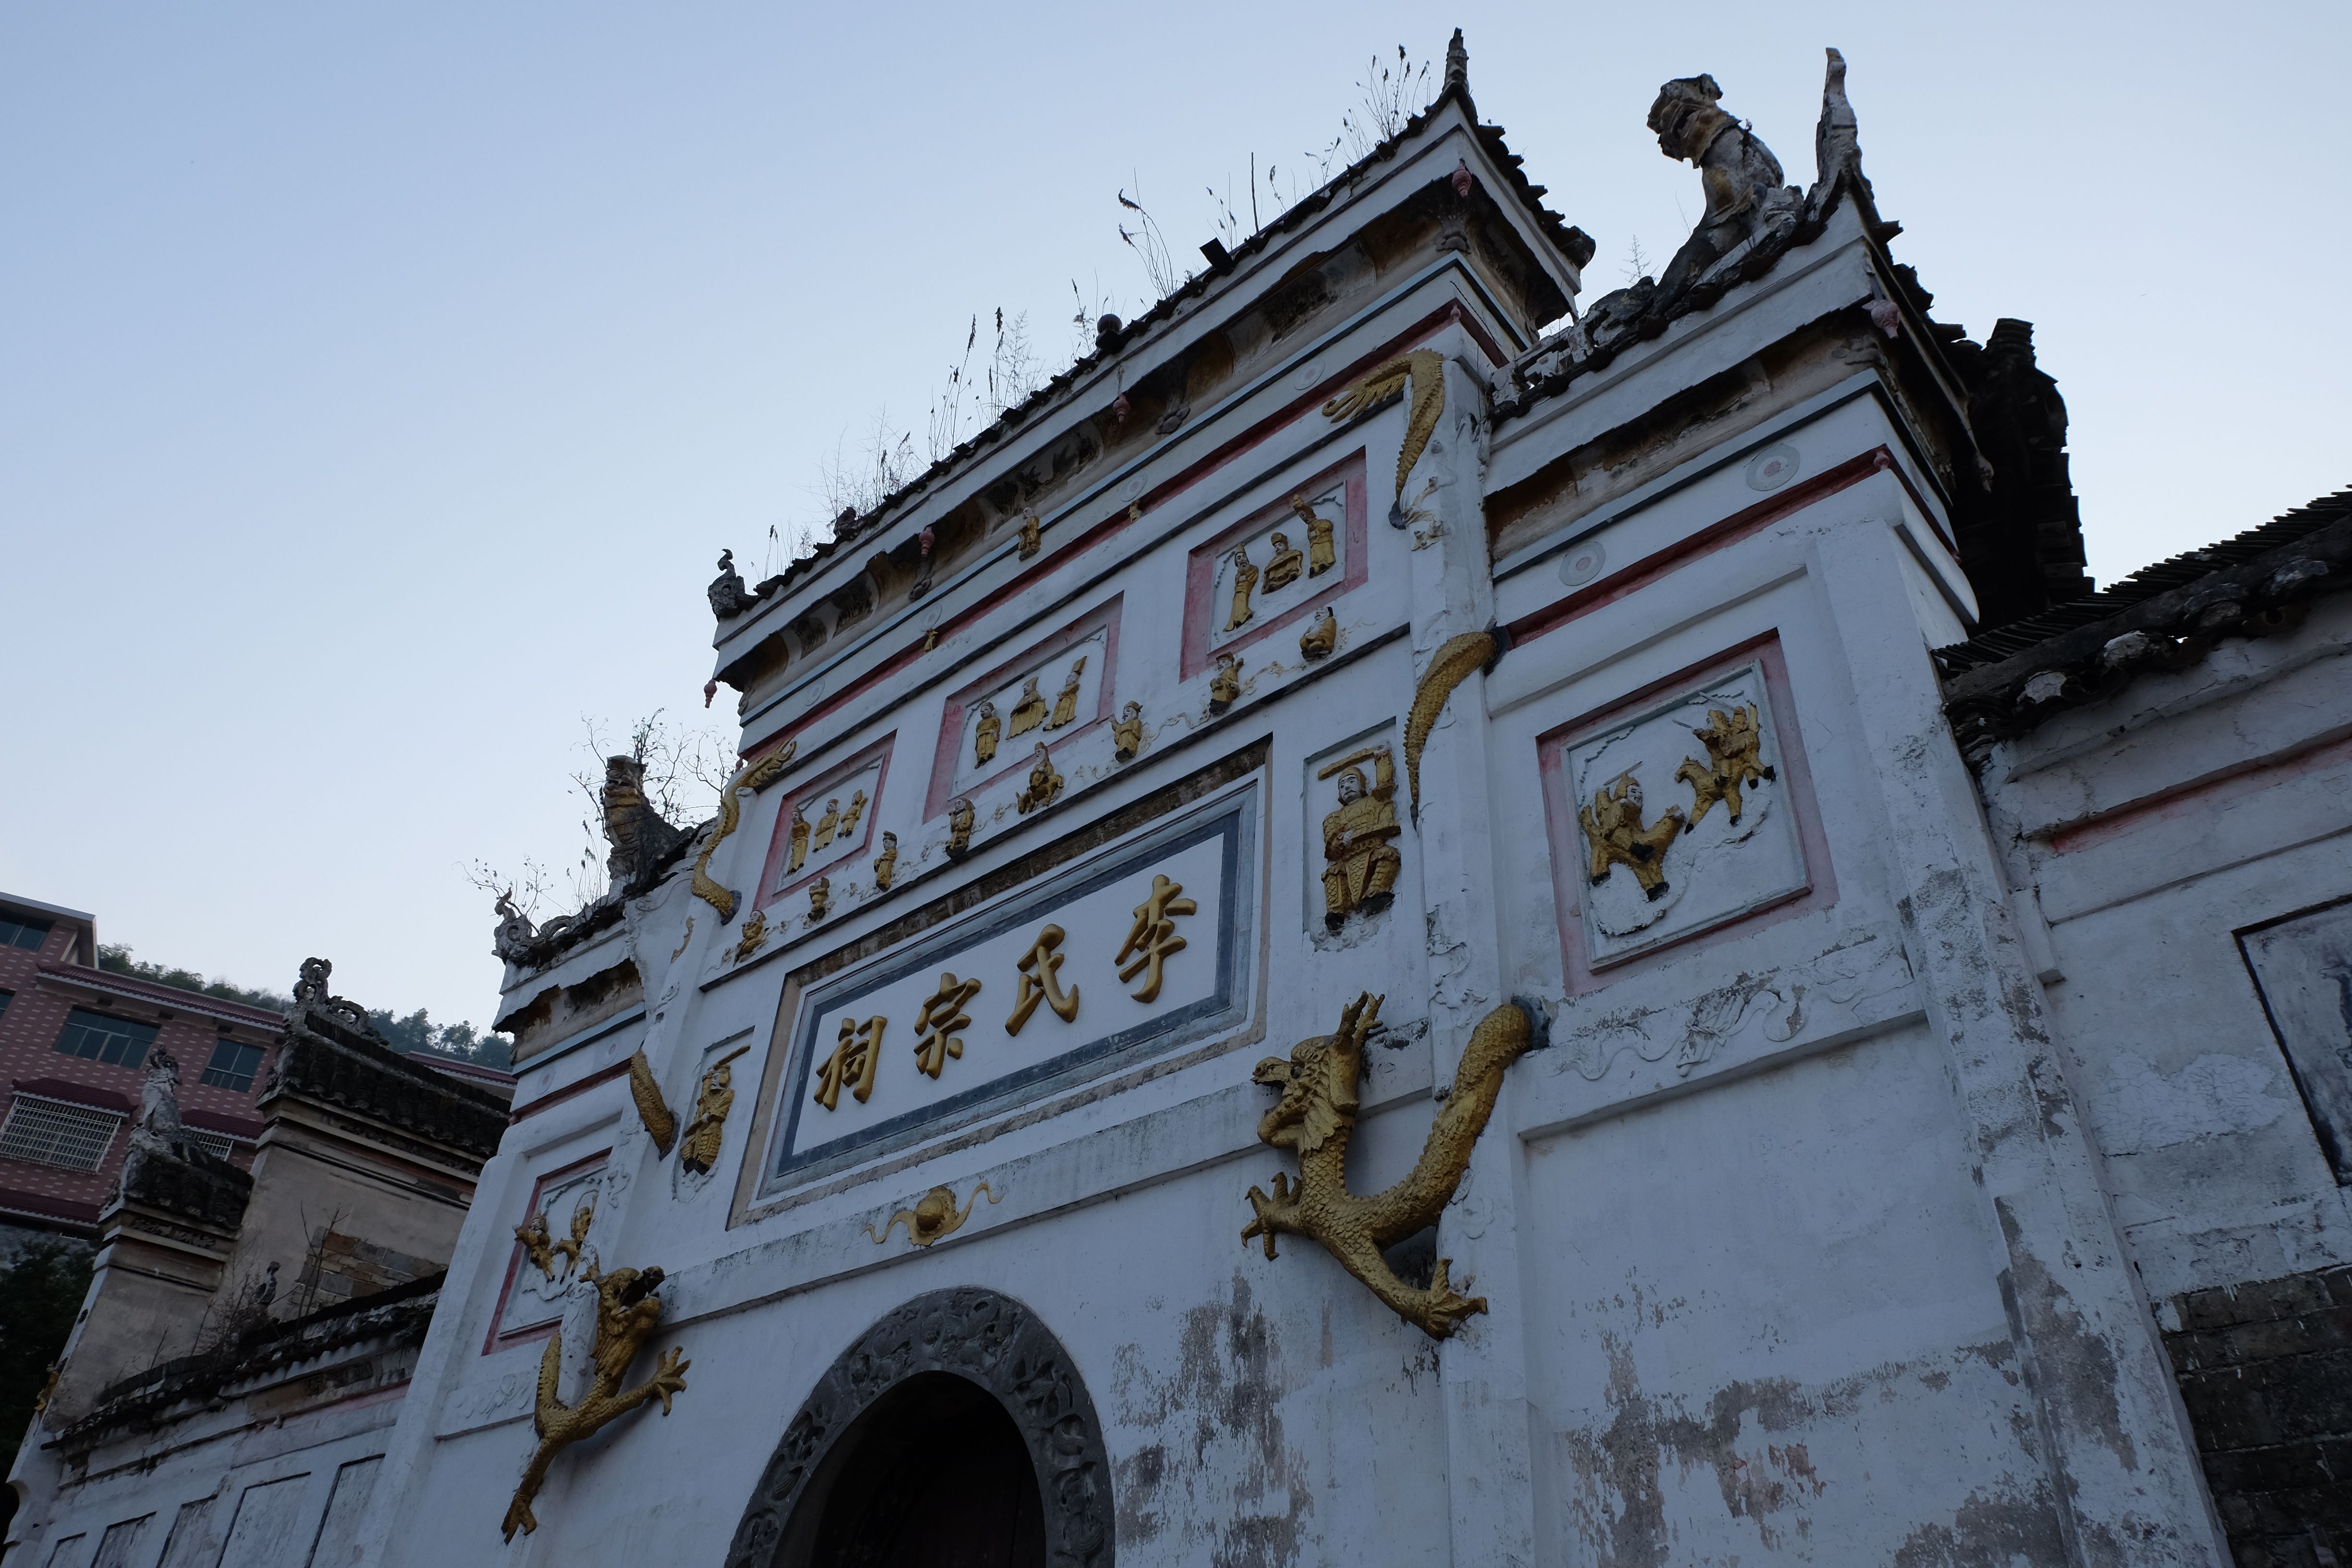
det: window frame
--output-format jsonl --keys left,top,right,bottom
{"left": 199, "top": 1038, "right": 268, "bottom": 1093}
{"left": 53, "top": 1007, "right": 160, "bottom": 1069}
{"left": 0, "top": 1093, "right": 126, "bottom": 1172}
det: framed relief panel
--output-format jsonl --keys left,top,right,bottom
{"left": 1538, "top": 637, "right": 1833, "bottom": 989}
{"left": 1180, "top": 450, "right": 1368, "bottom": 679}
{"left": 757, "top": 735, "right": 895, "bottom": 907}
{"left": 2238, "top": 895, "right": 2352, "bottom": 1183}
{"left": 925, "top": 599, "right": 1122, "bottom": 819}
{"left": 483, "top": 1149, "right": 607, "bottom": 1352}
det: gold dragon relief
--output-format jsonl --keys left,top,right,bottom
{"left": 1242, "top": 992, "right": 1534, "bottom": 1339}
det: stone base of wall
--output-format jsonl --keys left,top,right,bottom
{"left": 2164, "top": 1264, "right": 2352, "bottom": 1568}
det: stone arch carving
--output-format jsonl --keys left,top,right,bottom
{"left": 723, "top": 1286, "right": 1113, "bottom": 1568}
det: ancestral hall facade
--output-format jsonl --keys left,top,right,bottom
{"left": 14, "top": 36, "right": 2352, "bottom": 1568}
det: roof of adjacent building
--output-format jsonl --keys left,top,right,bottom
{"left": 1936, "top": 487, "right": 2351, "bottom": 747}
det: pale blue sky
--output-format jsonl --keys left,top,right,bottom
{"left": 4, "top": 2, "right": 2344, "bottom": 1032}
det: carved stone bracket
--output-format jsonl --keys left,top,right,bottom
{"left": 724, "top": 1287, "right": 1113, "bottom": 1568}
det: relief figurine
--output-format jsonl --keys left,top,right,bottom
{"left": 678, "top": 1046, "right": 751, "bottom": 1176}
{"left": 1047, "top": 655, "right": 1087, "bottom": 729}
{"left": 1015, "top": 744, "right": 1063, "bottom": 814}
{"left": 946, "top": 797, "right": 977, "bottom": 858}
{"left": 1674, "top": 703, "right": 1774, "bottom": 829}
{"left": 1209, "top": 652, "right": 1243, "bottom": 713}
{"left": 1016, "top": 513, "right": 1041, "bottom": 559}
{"left": 1579, "top": 772, "right": 1683, "bottom": 900}
{"left": 807, "top": 876, "right": 831, "bottom": 922}
{"left": 872, "top": 831, "right": 898, "bottom": 890}
{"left": 1112, "top": 701, "right": 1144, "bottom": 762}
{"left": 1242, "top": 992, "right": 1534, "bottom": 1338}
{"left": 514, "top": 1211, "right": 557, "bottom": 1280}
{"left": 502, "top": 1263, "right": 689, "bottom": 1541}
{"left": 729, "top": 908, "right": 769, "bottom": 963}
{"left": 787, "top": 806, "right": 812, "bottom": 874}
{"left": 550, "top": 1195, "right": 596, "bottom": 1282}
{"left": 1009, "top": 676, "right": 1047, "bottom": 738}
{"left": 867, "top": 1183, "right": 1001, "bottom": 1249}
{"left": 1263, "top": 531, "right": 1305, "bottom": 592}
{"left": 1225, "top": 545, "right": 1259, "bottom": 630}
{"left": 839, "top": 788, "right": 868, "bottom": 836}
{"left": 1291, "top": 493, "right": 1338, "bottom": 576}
{"left": 1299, "top": 607, "right": 1337, "bottom": 660}
{"left": 1647, "top": 73, "right": 1801, "bottom": 304}
{"left": 811, "top": 798, "right": 841, "bottom": 851}
{"left": 1319, "top": 748, "right": 1402, "bottom": 927}
{"left": 974, "top": 699, "right": 1002, "bottom": 766}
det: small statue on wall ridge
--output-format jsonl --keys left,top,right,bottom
{"left": 502, "top": 1263, "right": 690, "bottom": 1540}
{"left": 1646, "top": 72, "right": 1801, "bottom": 303}
{"left": 1242, "top": 992, "right": 1534, "bottom": 1338}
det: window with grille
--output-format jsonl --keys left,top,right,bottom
{"left": 54, "top": 1008, "right": 157, "bottom": 1068}
{"left": 0, "top": 1096, "right": 123, "bottom": 1171}
{"left": 188, "top": 1130, "right": 236, "bottom": 1162}
{"left": 200, "top": 1039, "right": 267, "bottom": 1093}
{"left": 0, "top": 916, "right": 51, "bottom": 952}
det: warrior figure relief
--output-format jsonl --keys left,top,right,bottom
{"left": 1580, "top": 773, "right": 1683, "bottom": 900}
{"left": 1674, "top": 703, "right": 1775, "bottom": 829}
{"left": 787, "top": 807, "right": 811, "bottom": 874}
{"left": 1225, "top": 546, "right": 1259, "bottom": 630}
{"left": 1210, "top": 652, "right": 1243, "bottom": 712}
{"left": 839, "top": 788, "right": 868, "bottom": 836}
{"left": 1015, "top": 744, "right": 1064, "bottom": 814}
{"left": 678, "top": 1047, "right": 749, "bottom": 1175}
{"left": 1320, "top": 749, "right": 1402, "bottom": 927}
{"left": 872, "top": 831, "right": 898, "bottom": 889}
{"left": 946, "top": 797, "right": 977, "bottom": 857}
{"left": 1008, "top": 676, "right": 1047, "bottom": 737}
{"left": 974, "top": 699, "right": 1001, "bottom": 766}
{"left": 1048, "top": 656, "right": 1086, "bottom": 729}
{"left": 1112, "top": 702, "right": 1144, "bottom": 761}
{"left": 811, "top": 798, "right": 840, "bottom": 850}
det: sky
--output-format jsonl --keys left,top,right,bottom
{"left": 3, "top": 2, "right": 2345, "bottom": 1035}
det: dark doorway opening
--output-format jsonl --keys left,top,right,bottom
{"left": 800, "top": 1372, "right": 1045, "bottom": 1568}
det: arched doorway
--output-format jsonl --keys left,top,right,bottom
{"left": 724, "top": 1288, "right": 1112, "bottom": 1568}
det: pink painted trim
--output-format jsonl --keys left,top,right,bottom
{"left": 1179, "top": 450, "right": 1370, "bottom": 681}
{"left": 482, "top": 1148, "right": 610, "bottom": 1356}
{"left": 756, "top": 733, "right": 899, "bottom": 909}
{"left": 1535, "top": 633, "right": 1838, "bottom": 995}
{"left": 921, "top": 597, "right": 1124, "bottom": 821}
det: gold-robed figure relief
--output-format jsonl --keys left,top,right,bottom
{"left": 550, "top": 1193, "right": 595, "bottom": 1282}
{"left": 678, "top": 1045, "right": 751, "bottom": 1176}
{"left": 729, "top": 908, "right": 770, "bottom": 963}
{"left": 867, "top": 1182, "right": 1001, "bottom": 1248}
{"left": 1008, "top": 676, "right": 1047, "bottom": 738}
{"left": 1674, "top": 702, "right": 1775, "bottom": 829}
{"left": 1580, "top": 772, "right": 1683, "bottom": 900}
{"left": 1016, "top": 513, "right": 1041, "bottom": 559}
{"left": 839, "top": 788, "right": 868, "bottom": 837}
{"left": 1112, "top": 701, "right": 1144, "bottom": 762}
{"left": 1225, "top": 545, "right": 1259, "bottom": 630}
{"left": 1047, "top": 655, "right": 1086, "bottom": 729}
{"left": 787, "top": 805, "right": 812, "bottom": 874}
{"left": 1318, "top": 747, "right": 1402, "bottom": 928}
{"left": 1210, "top": 652, "right": 1242, "bottom": 713}
{"left": 974, "top": 699, "right": 1001, "bottom": 766}
{"left": 1015, "top": 743, "right": 1063, "bottom": 814}
{"left": 946, "top": 797, "right": 977, "bottom": 858}
{"left": 502, "top": 1262, "right": 689, "bottom": 1541}
{"left": 1242, "top": 992, "right": 1533, "bottom": 1339}
{"left": 872, "top": 830, "right": 898, "bottom": 889}
{"left": 807, "top": 876, "right": 831, "bottom": 922}
{"left": 811, "top": 798, "right": 840, "bottom": 851}
{"left": 1263, "top": 532, "right": 1304, "bottom": 592}
{"left": 1299, "top": 607, "right": 1337, "bottom": 660}
{"left": 1290, "top": 492, "right": 1338, "bottom": 577}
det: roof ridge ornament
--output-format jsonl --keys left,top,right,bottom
{"left": 1444, "top": 28, "right": 1468, "bottom": 95}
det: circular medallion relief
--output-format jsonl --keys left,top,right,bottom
{"left": 1559, "top": 539, "right": 1607, "bottom": 586}
{"left": 1744, "top": 442, "right": 1801, "bottom": 492}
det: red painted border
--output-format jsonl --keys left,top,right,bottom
{"left": 1506, "top": 448, "right": 1892, "bottom": 650}
{"left": 739, "top": 303, "right": 1499, "bottom": 773}
{"left": 921, "top": 597, "right": 1124, "bottom": 821}
{"left": 481, "top": 1148, "right": 610, "bottom": 1355}
{"left": 1535, "top": 632, "right": 1838, "bottom": 995}
{"left": 2049, "top": 729, "right": 2352, "bottom": 856}
{"left": 756, "top": 733, "right": 899, "bottom": 910}
{"left": 1178, "top": 450, "right": 1370, "bottom": 681}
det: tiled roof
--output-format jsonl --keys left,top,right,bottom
{"left": 1936, "top": 488, "right": 2351, "bottom": 748}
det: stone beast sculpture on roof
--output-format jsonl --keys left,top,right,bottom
{"left": 1647, "top": 72, "right": 1801, "bottom": 301}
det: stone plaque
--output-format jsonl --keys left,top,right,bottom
{"left": 2239, "top": 896, "right": 2352, "bottom": 1182}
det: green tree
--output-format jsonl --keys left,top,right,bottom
{"left": 0, "top": 1238, "right": 94, "bottom": 1459}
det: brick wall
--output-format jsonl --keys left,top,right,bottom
{"left": 2164, "top": 1264, "right": 2352, "bottom": 1568}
